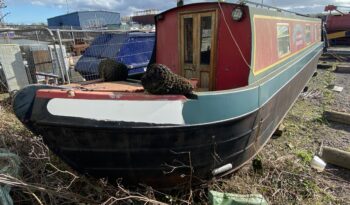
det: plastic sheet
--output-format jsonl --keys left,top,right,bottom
{"left": 209, "top": 190, "right": 268, "bottom": 205}
{"left": 0, "top": 149, "right": 21, "bottom": 205}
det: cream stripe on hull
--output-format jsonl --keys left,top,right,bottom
{"left": 47, "top": 99, "right": 185, "bottom": 125}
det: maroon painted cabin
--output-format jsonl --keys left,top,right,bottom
{"left": 155, "top": 2, "right": 252, "bottom": 91}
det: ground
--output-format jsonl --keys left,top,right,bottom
{"left": 213, "top": 54, "right": 350, "bottom": 205}
{"left": 0, "top": 54, "right": 349, "bottom": 204}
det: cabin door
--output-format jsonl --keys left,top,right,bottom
{"left": 180, "top": 11, "right": 217, "bottom": 91}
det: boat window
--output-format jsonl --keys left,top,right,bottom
{"left": 184, "top": 17, "right": 194, "bottom": 63}
{"left": 314, "top": 25, "right": 317, "bottom": 42}
{"left": 315, "top": 25, "right": 319, "bottom": 42}
{"left": 305, "top": 25, "right": 311, "bottom": 44}
{"left": 277, "top": 24, "right": 290, "bottom": 57}
{"left": 200, "top": 16, "right": 212, "bottom": 65}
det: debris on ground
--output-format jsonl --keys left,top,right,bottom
{"left": 209, "top": 190, "right": 268, "bottom": 205}
{"left": 331, "top": 85, "right": 344, "bottom": 92}
{"left": 321, "top": 146, "right": 350, "bottom": 170}
{"left": 310, "top": 156, "right": 326, "bottom": 172}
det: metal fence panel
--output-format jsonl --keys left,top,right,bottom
{"left": 0, "top": 28, "right": 155, "bottom": 89}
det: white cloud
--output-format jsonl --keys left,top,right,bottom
{"left": 31, "top": 1, "right": 45, "bottom": 6}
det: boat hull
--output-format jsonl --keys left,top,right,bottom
{"left": 14, "top": 48, "right": 321, "bottom": 189}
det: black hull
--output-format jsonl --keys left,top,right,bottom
{"left": 17, "top": 52, "right": 321, "bottom": 189}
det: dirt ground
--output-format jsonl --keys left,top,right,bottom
{"left": 0, "top": 53, "right": 349, "bottom": 204}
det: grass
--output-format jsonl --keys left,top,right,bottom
{"left": 296, "top": 150, "right": 313, "bottom": 164}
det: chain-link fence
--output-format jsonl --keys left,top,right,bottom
{"left": 54, "top": 29, "right": 155, "bottom": 82}
{"left": 0, "top": 28, "right": 155, "bottom": 92}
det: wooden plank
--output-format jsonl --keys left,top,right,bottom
{"left": 64, "top": 81, "right": 144, "bottom": 92}
{"left": 321, "top": 146, "right": 350, "bottom": 170}
{"left": 324, "top": 110, "right": 350, "bottom": 125}
{"left": 317, "top": 61, "right": 332, "bottom": 69}
{"left": 335, "top": 64, "right": 350, "bottom": 74}
{"left": 32, "top": 50, "right": 53, "bottom": 73}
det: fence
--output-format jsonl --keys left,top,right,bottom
{"left": 0, "top": 28, "right": 155, "bottom": 92}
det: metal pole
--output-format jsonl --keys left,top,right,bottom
{"left": 71, "top": 26, "right": 75, "bottom": 44}
{"left": 52, "top": 33, "right": 66, "bottom": 83}
{"left": 56, "top": 29, "right": 71, "bottom": 84}
{"left": 44, "top": 28, "right": 66, "bottom": 84}
{"left": 35, "top": 31, "right": 39, "bottom": 43}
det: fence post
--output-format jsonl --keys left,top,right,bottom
{"left": 45, "top": 28, "right": 66, "bottom": 84}
{"left": 56, "top": 29, "right": 71, "bottom": 84}
{"left": 71, "top": 26, "right": 75, "bottom": 44}
{"left": 35, "top": 31, "right": 39, "bottom": 43}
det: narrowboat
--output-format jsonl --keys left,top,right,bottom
{"left": 13, "top": 1, "right": 323, "bottom": 189}
{"left": 324, "top": 5, "right": 350, "bottom": 45}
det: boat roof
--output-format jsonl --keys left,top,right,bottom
{"left": 157, "top": 1, "right": 318, "bottom": 21}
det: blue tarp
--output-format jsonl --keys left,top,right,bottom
{"left": 75, "top": 32, "right": 155, "bottom": 79}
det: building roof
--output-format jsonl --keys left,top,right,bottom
{"left": 48, "top": 11, "right": 120, "bottom": 20}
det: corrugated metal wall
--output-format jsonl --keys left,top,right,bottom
{"left": 48, "top": 11, "right": 120, "bottom": 29}
{"left": 48, "top": 13, "right": 80, "bottom": 29}
{"left": 78, "top": 11, "right": 120, "bottom": 29}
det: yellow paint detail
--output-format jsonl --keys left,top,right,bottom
{"left": 252, "top": 15, "right": 321, "bottom": 76}
{"left": 327, "top": 31, "right": 346, "bottom": 40}
{"left": 253, "top": 42, "right": 316, "bottom": 75}
{"left": 253, "top": 15, "right": 320, "bottom": 23}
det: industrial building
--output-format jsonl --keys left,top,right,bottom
{"left": 47, "top": 11, "right": 121, "bottom": 29}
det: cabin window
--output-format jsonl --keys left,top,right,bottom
{"left": 200, "top": 16, "right": 212, "bottom": 65}
{"left": 305, "top": 25, "right": 311, "bottom": 44}
{"left": 314, "top": 25, "right": 317, "bottom": 42}
{"left": 277, "top": 24, "right": 290, "bottom": 57}
{"left": 184, "top": 17, "right": 194, "bottom": 63}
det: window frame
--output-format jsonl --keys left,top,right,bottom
{"left": 314, "top": 25, "right": 317, "bottom": 42}
{"left": 305, "top": 24, "right": 311, "bottom": 44}
{"left": 276, "top": 23, "right": 291, "bottom": 58}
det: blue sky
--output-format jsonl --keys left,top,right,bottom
{"left": 4, "top": 1, "right": 64, "bottom": 24}
{"left": 3, "top": 0, "right": 350, "bottom": 24}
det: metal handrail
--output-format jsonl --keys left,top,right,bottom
{"left": 239, "top": 0, "right": 310, "bottom": 17}
{"left": 0, "top": 27, "right": 67, "bottom": 83}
